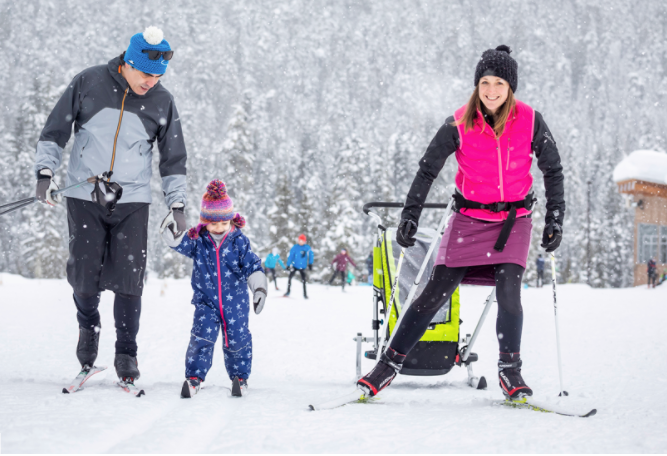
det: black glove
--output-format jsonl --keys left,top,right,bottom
{"left": 396, "top": 219, "right": 418, "bottom": 248}
{"left": 541, "top": 220, "right": 562, "bottom": 252}
{"left": 35, "top": 169, "right": 62, "bottom": 206}
{"left": 308, "top": 264, "right": 312, "bottom": 271}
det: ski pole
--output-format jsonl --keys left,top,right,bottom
{"left": 0, "top": 176, "right": 97, "bottom": 217}
{"left": 550, "top": 252, "right": 568, "bottom": 397}
{"left": 378, "top": 197, "right": 455, "bottom": 361}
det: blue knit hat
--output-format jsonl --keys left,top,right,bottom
{"left": 124, "top": 26, "right": 172, "bottom": 75}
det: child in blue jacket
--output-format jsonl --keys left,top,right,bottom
{"left": 264, "top": 247, "right": 286, "bottom": 290}
{"left": 161, "top": 180, "right": 267, "bottom": 398}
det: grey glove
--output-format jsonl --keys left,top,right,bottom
{"left": 160, "top": 202, "right": 187, "bottom": 247}
{"left": 160, "top": 202, "right": 186, "bottom": 235}
{"left": 35, "top": 169, "right": 62, "bottom": 206}
{"left": 247, "top": 271, "right": 268, "bottom": 314}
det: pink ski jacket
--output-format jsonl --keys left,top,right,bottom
{"left": 454, "top": 99, "right": 535, "bottom": 221}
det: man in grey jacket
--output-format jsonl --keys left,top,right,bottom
{"left": 34, "top": 26, "right": 187, "bottom": 385}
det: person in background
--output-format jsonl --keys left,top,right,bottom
{"left": 285, "top": 234, "right": 314, "bottom": 299}
{"left": 647, "top": 257, "right": 657, "bottom": 289}
{"left": 328, "top": 248, "right": 357, "bottom": 291}
{"left": 536, "top": 254, "right": 545, "bottom": 288}
{"left": 264, "top": 247, "right": 286, "bottom": 290}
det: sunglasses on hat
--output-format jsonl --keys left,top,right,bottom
{"left": 142, "top": 49, "right": 174, "bottom": 61}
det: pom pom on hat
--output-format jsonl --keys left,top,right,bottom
{"left": 232, "top": 213, "right": 246, "bottom": 229}
{"left": 206, "top": 180, "right": 227, "bottom": 199}
{"left": 495, "top": 44, "right": 511, "bottom": 54}
{"left": 143, "top": 26, "right": 164, "bottom": 45}
{"left": 124, "top": 26, "right": 172, "bottom": 75}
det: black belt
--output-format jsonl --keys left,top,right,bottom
{"left": 452, "top": 192, "right": 536, "bottom": 252}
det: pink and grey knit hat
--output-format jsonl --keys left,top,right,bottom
{"left": 187, "top": 180, "right": 246, "bottom": 239}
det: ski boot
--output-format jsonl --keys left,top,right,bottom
{"left": 231, "top": 377, "right": 248, "bottom": 397}
{"left": 76, "top": 325, "right": 101, "bottom": 368}
{"left": 115, "top": 354, "right": 141, "bottom": 382}
{"left": 303, "top": 294, "right": 309, "bottom": 300}
{"left": 181, "top": 377, "right": 202, "bottom": 398}
{"left": 283, "top": 291, "right": 290, "bottom": 297}
{"left": 498, "top": 353, "right": 533, "bottom": 399}
{"left": 357, "top": 347, "right": 406, "bottom": 397}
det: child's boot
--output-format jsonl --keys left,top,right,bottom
{"left": 231, "top": 377, "right": 248, "bottom": 397}
{"left": 181, "top": 377, "right": 202, "bottom": 398}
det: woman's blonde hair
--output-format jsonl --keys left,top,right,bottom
{"left": 454, "top": 84, "right": 516, "bottom": 138}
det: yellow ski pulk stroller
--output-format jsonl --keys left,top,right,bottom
{"left": 353, "top": 200, "right": 489, "bottom": 389}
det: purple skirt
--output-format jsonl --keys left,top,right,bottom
{"left": 434, "top": 213, "right": 533, "bottom": 286}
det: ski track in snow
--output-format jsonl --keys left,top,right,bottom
{"left": 1, "top": 273, "right": 666, "bottom": 453}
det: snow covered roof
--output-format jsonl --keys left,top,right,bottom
{"left": 613, "top": 150, "right": 667, "bottom": 186}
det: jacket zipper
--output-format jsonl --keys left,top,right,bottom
{"left": 209, "top": 229, "right": 232, "bottom": 348}
{"left": 109, "top": 87, "right": 129, "bottom": 180}
{"left": 506, "top": 137, "right": 511, "bottom": 171}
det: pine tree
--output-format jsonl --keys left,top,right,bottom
{"left": 267, "top": 174, "right": 296, "bottom": 255}
{"left": 219, "top": 99, "right": 255, "bottom": 221}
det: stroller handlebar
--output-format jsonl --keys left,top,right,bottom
{"left": 362, "top": 201, "right": 450, "bottom": 215}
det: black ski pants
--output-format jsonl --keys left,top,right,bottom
{"left": 74, "top": 292, "right": 141, "bottom": 357}
{"left": 67, "top": 198, "right": 149, "bottom": 357}
{"left": 389, "top": 263, "right": 525, "bottom": 357}
{"left": 287, "top": 268, "right": 308, "bottom": 296}
{"left": 267, "top": 268, "right": 278, "bottom": 288}
{"left": 329, "top": 270, "right": 346, "bottom": 289}
{"left": 66, "top": 198, "right": 149, "bottom": 297}
{"left": 537, "top": 269, "right": 544, "bottom": 288}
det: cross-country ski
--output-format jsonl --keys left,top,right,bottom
{"left": 497, "top": 397, "right": 597, "bottom": 418}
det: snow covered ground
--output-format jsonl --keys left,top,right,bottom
{"left": 1, "top": 273, "right": 666, "bottom": 453}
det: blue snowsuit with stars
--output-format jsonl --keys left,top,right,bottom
{"left": 171, "top": 226, "right": 263, "bottom": 381}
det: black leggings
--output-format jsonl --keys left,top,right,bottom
{"left": 74, "top": 292, "right": 142, "bottom": 357}
{"left": 389, "top": 263, "right": 525, "bottom": 356}
{"left": 329, "top": 270, "right": 346, "bottom": 289}
{"left": 287, "top": 269, "right": 308, "bottom": 295}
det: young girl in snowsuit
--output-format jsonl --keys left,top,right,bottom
{"left": 358, "top": 45, "right": 565, "bottom": 400}
{"left": 161, "top": 180, "right": 267, "bottom": 398}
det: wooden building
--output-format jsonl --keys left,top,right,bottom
{"left": 613, "top": 150, "right": 667, "bottom": 286}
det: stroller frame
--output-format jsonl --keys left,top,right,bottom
{"left": 354, "top": 199, "right": 495, "bottom": 389}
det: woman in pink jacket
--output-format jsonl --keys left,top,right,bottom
{"left": 358, "top": 45, "right": 565, "bottom": 400}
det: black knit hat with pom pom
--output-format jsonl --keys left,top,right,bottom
{"left": 474, "top": 45, "right": 518, "bottom": 93}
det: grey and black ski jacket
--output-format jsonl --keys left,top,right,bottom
{"left": 34, "top": 56, "right": 187, "bottom": 207}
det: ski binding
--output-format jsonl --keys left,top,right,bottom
{"left": 62, "top": 365, "right": 107, "bottom": 394}
{"left": 117, "top": 377, "right": 145, "bottom": 397}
